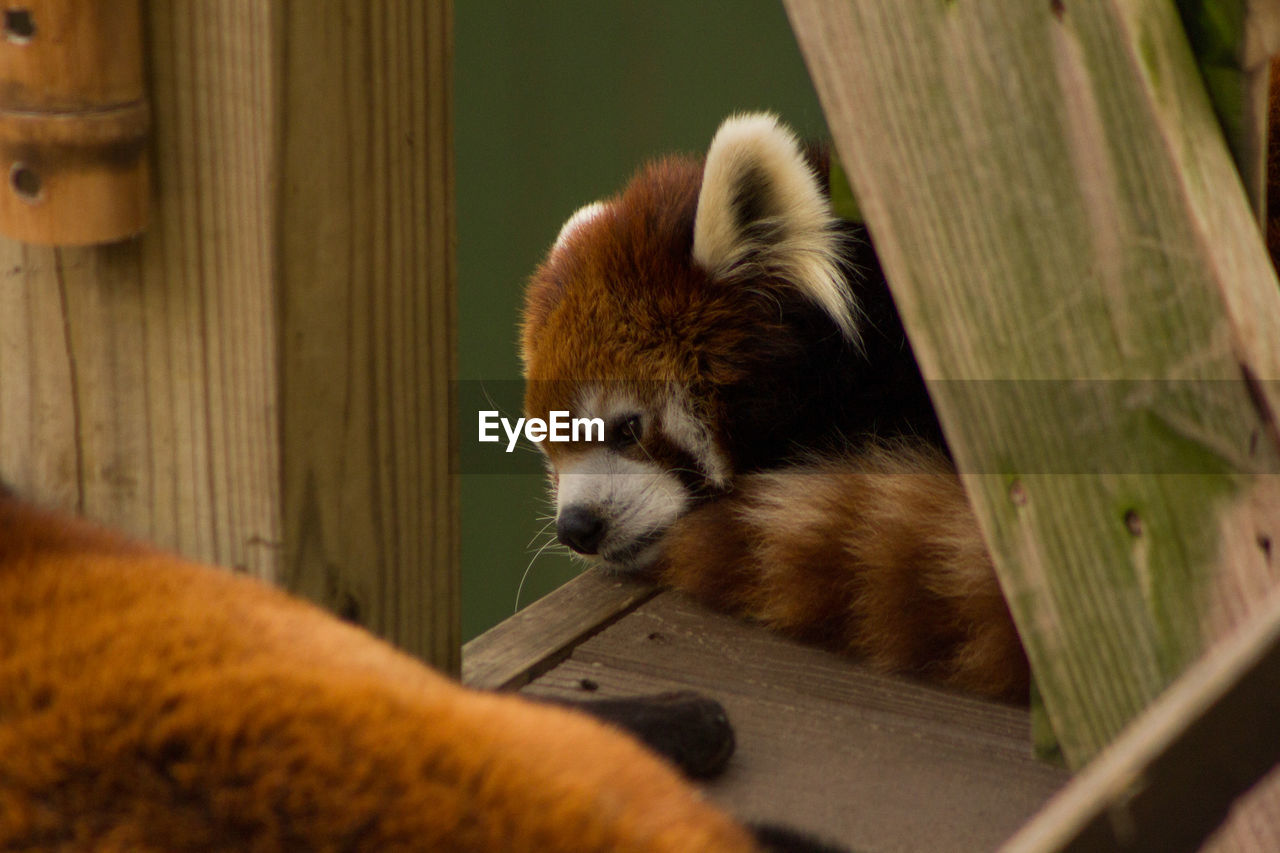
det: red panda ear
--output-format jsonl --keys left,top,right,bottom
{"left": 520, "top": 201, "right": 615, "bottom": 375}
{"left": 692, "top": 113, "right": 860, "bottom": 344}
{"left": 551, "top": 200, "right": 611, "bottom": 257}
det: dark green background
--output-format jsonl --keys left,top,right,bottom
{"left": 456, "top": 1, "right": 828, "bottom": 640}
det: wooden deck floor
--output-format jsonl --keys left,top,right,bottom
{"left": 463, "top": 570, "right": 1068, "bottom": 852}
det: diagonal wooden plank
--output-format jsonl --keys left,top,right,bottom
{"left": 785, "top": 2, "right": 1280, "bottom": 844}
{"left": 785, "top": 0, "right": 1280, "bottom": 758}
{"left": 1175, "top": 0, "right": 1279, "bottom": 222}
{"left": 461, "top": 567, "right": 658, "bottom": 690}
{"left": 1004, "top": 584, "right": 1280, "bottom": 852}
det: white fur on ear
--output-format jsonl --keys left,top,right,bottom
{"left": 692, "top": 113, "right": 860, "bottom": 344}
{"left": 551, "top": 200, "right": 610, "bottom": 256}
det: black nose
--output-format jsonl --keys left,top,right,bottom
{"left": 557, "top": 506, "right": 606, "bottom": 555}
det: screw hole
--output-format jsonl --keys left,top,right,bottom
{"left": 1124, "top": 509, "right": 1143, "bottom": 537}
{"left": 1259, "top": 534, "right": 1272, "bottom": 561}
{"left": 578, "top": 678, "right": 599, "bottom": 692}
{"left": 3, "top": 9, "right": 34, "bottom": 43}
{"left": 10, "top": 163, "right": 40, "bottom": 201}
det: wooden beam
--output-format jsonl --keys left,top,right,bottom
{"left": 785, "top": 0, "right": 1280, "bottom": 843}
{"left": 0, "top": 1, "right": 457, "bottom": 671}
{"left": 277, "top": 1, "right": 458, "bottom": 671}
{"left": 1004, "top": 585, "right": 1280, "bottom": 852}
{"left": 462, "top": 568, "right": 657, "bottom": 691}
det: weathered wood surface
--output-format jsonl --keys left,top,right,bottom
{"left": 0, "top": 2, "right": 281, "bottom": 576}
{"left": 787, "top": 0, "right": 1280, "bottom": 753}
{"left": 1006, "top": 584, "right": 1280, "bottom": 852}
{"left": 786, "top": 2, "right": 1280, "bottom": 844}
{"left": 516, "top": 591, "right": 1069, "bottom": 853}
{"left": 0, "top": 2, "right": 457, "bottom": 670}
{"left": 462, "top": 567, "right": 658, "bottom": 690}
{"left": 277, "top": 1, "right": 458, "bottom": 670}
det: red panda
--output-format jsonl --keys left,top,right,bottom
{"left": 0, "top": 487, "right": 836, "bottom": 852}
{"left": 520, "top": 113, "right": 1028, "bottom": 701}
{"left": 524, "top": 81, "right": 1280, "bottom": 703}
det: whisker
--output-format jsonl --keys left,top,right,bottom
{"left": 525, "top": 518, "right": 556, "bottom": 550}
{"left": 515, "top": 536, "right": 568, "bottom": 612}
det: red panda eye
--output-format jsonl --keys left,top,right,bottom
{"left": 611, "top": 414, "right": 643, "bottom": 449}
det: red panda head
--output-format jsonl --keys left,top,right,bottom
{"left": 520, "top": 113, "right": 859, "bottom": 571}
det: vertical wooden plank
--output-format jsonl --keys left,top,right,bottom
{"left": 785, "top": 0, "right": 1280, "bottom": 845}
{"left": 0, "top": 1, "right": 281, "bottom": 578}
{"left": 278, "top": 0, "right": 458, "bottom": 671}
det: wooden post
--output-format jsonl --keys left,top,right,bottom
{"left": 785, "top": 0, "right": 1280, "bottom": 844}
{"left": 278, "top": 1, "right": 459, "bottom": 672}
{"left": 0, "top": 1, "right": 457, "bottom": 671}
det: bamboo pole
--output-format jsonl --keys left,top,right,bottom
{"left": 0, "top": 0, "right": 148, "bottom": 245}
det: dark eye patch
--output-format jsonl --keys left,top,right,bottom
{"left": 608, "top": 414, "right": 644, "bottom": 449}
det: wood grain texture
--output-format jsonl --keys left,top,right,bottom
{"left": 1006, "top": 585, "right": 1280, "bottom": 852}
{"left": 786, "top": 2, "right": 1280, "bottom": 845}
{"left": 786, "top": 0, "right": 1280, "bottom": 751}
{"left": 462, "top": 567, "right": 658, "bottom": 690}
{"left": 0, "top": 1, "right": 280, "bottom": 575}
{"left": 521, "top": 591, "right": 1068, "bottom": 853}
{"left": 278, "top": 0, "right": 458, "bottom": 670}
{"left": 0, "top": 2, "right": 457, "bottom": 670}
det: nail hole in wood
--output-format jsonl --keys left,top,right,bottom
{"left": 1259, "top": 534, "right": 1272, "bottom": 561}
{"left": 1124, "top": 509, "right": 1142, "bottom": 537}
{"left": 10, "top": 163, "right": 40, "bottom": 201}
{"left": 578, "top": 678, "right": 599, "bottom": 691}
{"left": 1050, "top": 0, "right": 1065, "bottom": 19}
{"left": 3, "top": 10, "right": 34, "bottom": 43}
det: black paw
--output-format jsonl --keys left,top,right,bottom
{"left": 556, "top": 690, "right": 735, "bottom": 779}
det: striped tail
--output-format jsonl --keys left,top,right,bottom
{"left": 656, "top": 442, "right": 1029, "bottom": 702}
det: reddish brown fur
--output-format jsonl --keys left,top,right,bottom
{"left": 523, "top": 157, "right": 826, "bottom": 472}
{"left": 0, "top": 494, "right": 757, "bottom": 852}
{"left": 658, "top": 444, "right": 1029, "bottom": 702}
{"left": 524, "top": 147, "right": 1026, "bottom": 701}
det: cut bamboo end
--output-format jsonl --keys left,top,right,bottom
{"left": 0, "top": 103, "right": 148, "bottom": 245}
{"left": 0, "top": 0, "right": 148, "bottom": 246}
